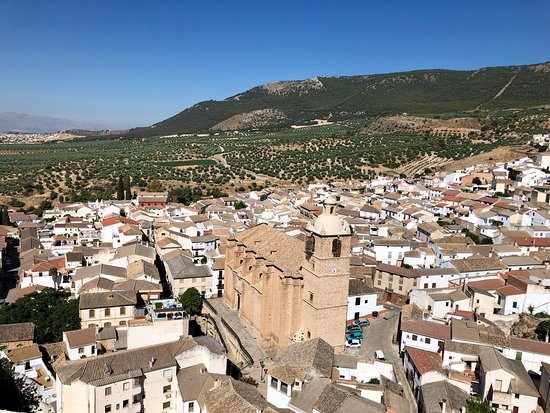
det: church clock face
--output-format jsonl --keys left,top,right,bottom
{"left": 331, "top": 268, "right": 337, "bottom": 274}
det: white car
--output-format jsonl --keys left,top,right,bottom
{"left": 345, "top": 339, "right": 362, "bottom": 348}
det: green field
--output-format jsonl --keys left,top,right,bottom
{"left": 0, "top": 108, "right": 547, "bottom": 205}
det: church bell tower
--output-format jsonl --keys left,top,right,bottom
{"left": 301, "top": 196, "right": 351, "bottom": 350}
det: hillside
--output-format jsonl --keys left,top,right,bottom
{"left": 129, "top": 62, "right": 550, "bottom": 136}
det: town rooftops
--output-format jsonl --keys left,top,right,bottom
{"left": 55, "top": 339, "right": 197, "bottom": 387}
{"left": 163, "top": 250, "right": 211, "bottom": 280}
{"left": 79, "top": 290, "right": 137, "bottom": 310}
{"left": 64, "top": 327, "right": 96, "bottom": 349}
{"left": 401, "top": 320, "right": 451, "bottom": 340}
{"left": 269, "top": 338, "right": 334, "bottom": 383}
{"left": 509, "top": 337, "right": 550, "bottom": 357}
{"left": 376, "top": 263, "right": 419, "bottom": 279}
{"left": 6, "top": 343, "right": 42, "bottom": 363}
{"left": 451, "top": 319, "right": 506, "bottom": 347}
{"left": 420, "top": 381, "right": 469, "bottom": 413}
{"left": 451, "top": 257, "right": 505, "bottom": 273}
{"left": 495, "top": 285, "right": 524, "bottom": 297}
{"left": 467, "top": 278, "right": 505, "bottom": 291}
{"left": 405, "top": 347, "right": 443, "bottom": 375}
{"left": 0, "top": 322, "right": 35, "bottom": 343}
{"left": 480, "top": 347, "right": 538, "bottom": 397}
{"left": 204, "top": 377, "right": 278, "bottom": 413}
{"left": 348, "top": 278, "right": 376, "bottom": 296}
{"left": 233, "top": 224, "right": 304, "bottom": 275}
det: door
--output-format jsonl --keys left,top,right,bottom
{"left": 236, "top": 293, "right": 241, "bottom": 311}
{"left": 354, "top": 312, "right": 360, "bottom": 320}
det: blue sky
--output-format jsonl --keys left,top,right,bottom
{"left": 1, "top": 1, "right": 549, "bottom": 129}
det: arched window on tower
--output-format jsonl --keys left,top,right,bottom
{"left": 332, "top": 238, "right": 342, "bottom": 257}
{"left": 306, "top": 235, "right": 315, "bottom": 256}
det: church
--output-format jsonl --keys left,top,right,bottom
{"left": 224, "top": 197, "right": 351, "bottom": 351}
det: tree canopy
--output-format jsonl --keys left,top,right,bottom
{"left": 0, "top": 358, "right": 40, "bottom": 412}
{"left": 466, "top": 397, "right": 497, "bottom": 413}
{"left": 0, "top": 289, "right": 80, "bottom": 343}
{"left": 180, "top": 287, "right": 203, "bottom": 316}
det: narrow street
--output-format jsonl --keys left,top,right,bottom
{"left": 346, "top": 308, "right": 418, "bottom": 413}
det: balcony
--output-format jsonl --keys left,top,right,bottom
{"left": 491, "top": 389, "right": 512, "bottom": 406}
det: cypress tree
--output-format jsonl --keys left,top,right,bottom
{"left": 124, "top": 176, "right": 131, "bottom": 200}
{"left": 2, "top": 208, "right": 9, "bottom": 226}
{"left": 117, "top": 176, "right": 124, "bottom": 200}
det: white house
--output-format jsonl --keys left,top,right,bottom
{"left": 347, "top": 279, "right": 384, "bottom": 322}
{"left": 400, "top": 320, "right": 450, "bottom": 353}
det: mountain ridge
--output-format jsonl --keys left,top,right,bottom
{"left": 129, "top": 61, "right": 550, "bottom": 136}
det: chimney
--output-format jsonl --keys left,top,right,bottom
{"left": 149, "top": 357, "right": 156, "bottom": 368}
{"left": 440, "top": 398, "right": 447, "bottom": 413}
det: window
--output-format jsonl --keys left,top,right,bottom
{"left": 515, "top": 394, "right": 520, "bottom": 399}
{"left": 120, "top": 306, "right": 126, "bottom": 315}
{"left": 133, "top": 394, "right": 142, "bottom": 404}
{"left": 432, "top": 283, "right": 436, "bottom": 288}
{"left": 355, "top": 297, "right": 360, "bottom": 306}
{"left": 423, "top": 283, "right": 428, "bottom": 288}
{"left": 123, "top": 382, "right": 129, "bottom": 391}
{"left": 123, "top": 400, "right": 129, "bottom": 408}
{"left": 162, "top": 401, "right": 170, "bottom": 410}
{"left": 163, "top": 369, "right": 172, "bottom": 379}
{"left": 105, "top": 387, "right": 112, "bottom": 396}
{"left": 377, "top": 280, "right": 382, "bottom": 286}
{"left": 78, "top": 347, "right": 84, "bottom": 354}
{"left": 516, "top": 351, "right": 522, "bottom": 361}
{"left": 425, "top": 338, "right": 431, "bottom": 344}
{"left": 271, "top": 377, "right": 279, "bottom": 388}
{"left": 163, "top": 385, "right": 171, "bottom": 394}
{"left": 332, "top": 239, "right": 342, "bottom": 257}
{"left": 512, "top": 302, "right": 518, "bottom": 308}
{"left": 307, "top": 330, "right": 311, "bottom": 339}
{"left": 188, "top": 401, "right": 195, "bottom": 412}
{"left": 399, "top": 278, "right": 403, "bottom": 285}
{"left": 412, "top": 335, "right": 418, "bottom": 341}
{"left": 280, "top": 382, "right": 288, "bottom": 393}
{"left": 398, "top": 286, "right": 403, "bottom": 291}
{"left": 495, "top": 379, "right": 502, "bottom": 391}
{"left": 89, "top": 309, "right": 95, "bottom": 318}
{"left": 306, "top": 236, "right": 315, "bottom": 255}
{"left": 105, "top": 308, "right": 111, "bottom": 317}
{"left": 133, "top": 377, "right": 141, "bottom": 387}
{"left": 104, "top": 322, "right": 112, "bottom": 327}
{"left": 309, "top": 292, "right": 314, "bottom": 302}
{"left": 119, "top": 321, "right": 126, "bottom": 326}
{"left": 364, "top": 299, "right": 368, "bottom": 304}
{"left": 105, "top": 405, "right": 111, "bottom": 413}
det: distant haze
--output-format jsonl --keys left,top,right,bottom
{"left": 0, "top": 112, "right": 111, "bottom": 133}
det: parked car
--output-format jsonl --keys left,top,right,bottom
{"left": 346, "top": 331, "right": 363, "bottom": 341}
{"left": 352, "top": 318, "right": 370, "bottom": 328}
{"left": 345, "top": 339, "right": 362, "bottom": 348}
{"left": 346, "top": 325, "right": 362, "bottom": 333}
